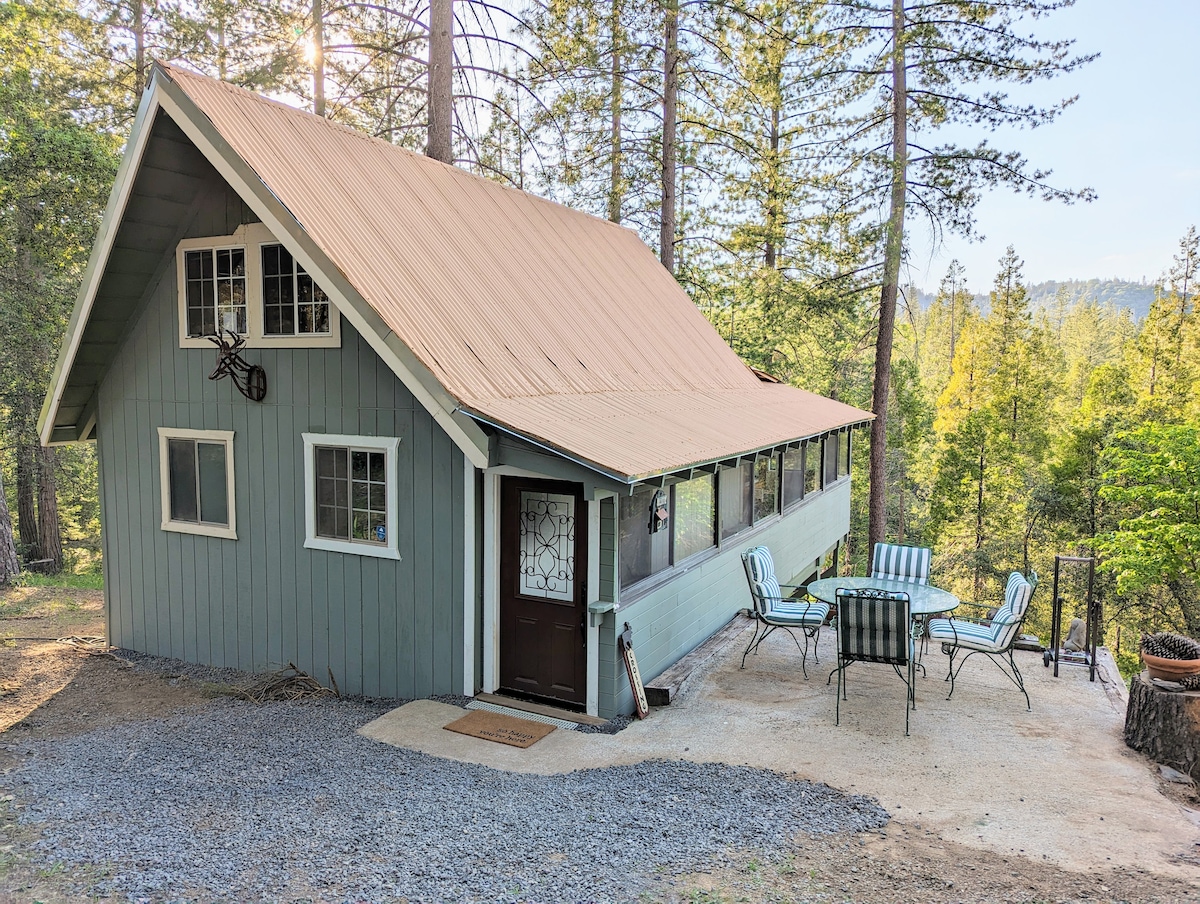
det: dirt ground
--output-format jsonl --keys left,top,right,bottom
{"left": 2, "top": 585, "right": 1198, "bottom": 903}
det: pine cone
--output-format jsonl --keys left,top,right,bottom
{"left": 1140, "top": 632, "right": 1200, "bottom": 661}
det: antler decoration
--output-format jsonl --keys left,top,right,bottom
{"left": 207, "top": 329, "right": 267, "bottom": 402}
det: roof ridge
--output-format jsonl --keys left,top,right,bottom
{"left": 157, "top": 62, "right": 639, "bottom": 239}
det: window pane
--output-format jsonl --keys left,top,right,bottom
{"left": 317, "top": 504, "right": 340, "bottom": 538}
{"left": 186, "top": 250, "right": 203, "bottom": 280}
{"left": 313, "top": 301, "right": 330, "bottom": 334}
{"left": 783, "top": 449, "right": 804, "bottom": 508}
{"left": 351, "top": 450, "right": 368, "bottom": 481}
{"left": 277, "top": 304, "right": 294, "bottom": 335}
{"left": 262, "top": 244, "right": 280, "bottom": 276}
{"left": 167, "top": 439, "right": 198, "bottom": 523}
{"left": 200, "top": 251, "right": 214, "bottom": 279}
{"left": 839, "top": 431, "right": 851, "bottom": 477}
{"left": 805, "top": 443, "right": 821, "bottom": 495}
{"left": 264, "top": 306, "right": 282, "bottom": 335}
{"left": 753, "top": 455, "right": 780, "bottom": 522}
{"left": 720, "top": 462, "right": 753, "bottom": 540}
{"left": 352, "top": 510, "right": 369, "bottom": 541}
{"left": 196, "top": 442, "right": 229, "bottom": 526}
{"left": 352, "top": 480, "right": 369, "bottom": 509}
{"left": 619, "top": 485, "right": 666, "bottom": 588}
{"left": 673, "top": 474, "right": 714, "bottom": 562}
{"left": 823, "top": 436, "right": 839, "bottom": 486}
{"left": 369, "top": 452, "right": 384, "bottom": 482}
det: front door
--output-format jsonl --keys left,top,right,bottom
{"left": 499, "top": 477, "right": 587, "bottom": 707}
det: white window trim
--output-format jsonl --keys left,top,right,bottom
{"left": 176, "top": 223, "right": 341, "bottom": 349}
{"left": 302, "top": 432, "right": 401, "bottom": 560}
{"left": 157, "top": 427, "right": 237, "bottom": 540}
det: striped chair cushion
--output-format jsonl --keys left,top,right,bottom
{"left": 743, "top": 546, "right": 829, "bottom": 623}
{"left": 928, "top": 572, "right": 1034, "bottom": 651}
{"left": 870, "top": 543, "right": 932, "bottom": 585}
{"left": 771, "top": 599, "right": 831, "bottom": 626}
{"left": 836, "top": 589, "right": 911, "bottom": 664}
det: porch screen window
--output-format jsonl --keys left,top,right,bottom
{"left": 752, "top": 455, "right": 781, "bottom": 522}
{"left": 824, "top": 434, "right": 839, "bottom": 486}
{"left": 804, "top": 441, "right": 821, "bottom": 495}
{"left": 184, "top": 248, "right": 246, "bottom": 337}
{"left": 673, "top": 473, "right": 715, "bottom": 562}
{"left": 302, "top": 433, "right": 400, "bottom": 560}
{"left": 719, "top": 461, "right": 753, "bottom": 540}
{"left": 619, "top": 473, "right": 716, "bottom": 591}
{"left": 261, "top": 244, "right": 332, "bottom": 336}
{"left": 838, "top": 431, "right": 851, "bottom": 477}
{"left": 782, "top": 449, "right": 805, "bottom": 509}
{"left": 157, "top": 428, "right": 236, "bottom": 539}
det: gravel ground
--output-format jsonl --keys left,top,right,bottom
{"left": 3, "top": 698, "right": 889, "bottom": 903}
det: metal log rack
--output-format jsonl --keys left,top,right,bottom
{"left": 1043, "top": 554, "right": 1100, "bottom": 681}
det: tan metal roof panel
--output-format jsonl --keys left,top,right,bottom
{"left": 162, "top": 66, "right": 871, "bottom": 479}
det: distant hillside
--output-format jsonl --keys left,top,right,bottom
{"left": 909, "top": 279, "right": 1158, "bottom": 321}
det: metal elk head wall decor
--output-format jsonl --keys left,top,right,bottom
{"left": 207, "top": 329, "right": 267, "bottom": 402}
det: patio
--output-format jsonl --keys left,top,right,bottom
{"left": 362, "top": 617, "right": 1200, "bottom": 883}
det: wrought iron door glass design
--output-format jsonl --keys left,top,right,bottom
{"left": 518, "top": 491, "right": 576, "bottom": 601}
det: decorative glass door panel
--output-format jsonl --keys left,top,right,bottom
{"left": 518, "top": 491, "right": 575, "bottom": 602}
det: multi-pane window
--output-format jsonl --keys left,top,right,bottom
{"left": 315, "top": 446, "right": 387, "bottom": 544}
{"left": 302, "top": 433, "right": 400, "bottom": 560}
{"left": 719, "top": 461, "right": 753, "bottom": 540}
{"left": 184, "top": 248, "right": 246, "bottom": 337}
{"left": 262, "top": 244, "right": 332, "bottom": 336}
{"left": 157, "top": 428, "right": 236, "bottom": 539}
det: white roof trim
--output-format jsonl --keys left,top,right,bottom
{"left": 38, "top": 88, "right": 162, "bottom": 445}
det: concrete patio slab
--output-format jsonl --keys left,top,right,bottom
{"left": 359, "top": 626, "right": 1200, "bottom": 882}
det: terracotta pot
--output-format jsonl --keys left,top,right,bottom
{"left": 1142, "top": 652, "right": 1200, "bottom": 681}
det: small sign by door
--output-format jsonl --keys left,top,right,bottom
{"left": 619, "top": 622, "right": 650, "bottom": 719}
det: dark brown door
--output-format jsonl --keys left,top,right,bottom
{"left": 499, "top": 477, "right": 587, "bottom": 707}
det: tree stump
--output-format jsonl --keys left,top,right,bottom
{"left": 1124, "top": 671, "right": 1200, "bottom": 781}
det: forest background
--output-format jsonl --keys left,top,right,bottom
{"left": 1, "top": 0, "right": 1197, "bottom": 677}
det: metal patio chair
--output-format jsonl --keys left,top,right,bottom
{"left": 927, "top": 571, "right": 1038, "bottom": 710}
{"left": 833, "top": 587, "right": 915, "bottom": 735}
{"left": 870, "top": 542, "right": 932, "bottom": 585}
{"left": 740, "top": 546, "right": 829, "bottom": 678}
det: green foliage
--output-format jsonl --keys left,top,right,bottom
{"left": 1095, "top": 423, "right": 1200, "bottom": 636}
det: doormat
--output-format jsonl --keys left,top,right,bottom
{"left": 443, "top": 709, "right": 556, "bottom": 748}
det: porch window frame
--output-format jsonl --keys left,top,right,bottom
{"left": 302, "top": 432, "right": 402, "bottom": 560}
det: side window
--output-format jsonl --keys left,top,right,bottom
{"left": 302, "top": 433, "right": 400, "bottom": 560}
{"left": 804, "top": 440, "right": 821, "bottom": 495}
{"left": 782, "top": 448, "right": 805, "bottom": 510}
{"left": 157, "top": 428, "right": 236, "bottom": 539}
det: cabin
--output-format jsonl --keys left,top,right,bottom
{"left": 40, "top": 64, "right": 871, "bottom": 718}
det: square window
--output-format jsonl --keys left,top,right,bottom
{"left": 158, "top": 428, "right": 235, "bottom": 539}
{"left": 303, "top": 434, "right": 400, "bottom": 560}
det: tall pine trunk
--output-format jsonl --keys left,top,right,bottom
{"left": 37, "top": 446, "right": 62, "bottom": 573}
{"left": 133, "top": 0, "right": 147, "bottom": 96}
{"left": 313, "top": 0, "right": 326, "bottom": 116}
{"left": 659, "top": 0, "right": 678, "bottom": 273}
{"left": 608, "top": 0, "right": 623, "bottom": 223}
{"left": 427, "top": 0, "right": 453, "bottom": 163}
{"left": 868, "top": 0, "right": 906, "bottom": 557}
{"left": 16, "top": 439, "right": 39, "bottom": 558}
{"left": 0, "top": 468, "right": 19, "bottom": 583}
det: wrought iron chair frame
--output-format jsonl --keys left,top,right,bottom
{"left": 834, "top": 587, "right": 915, "bottom": 735}
{"left": 740, "top": 548, "right": 828, "bottom": 679}
{"left": 933, "top": 572, "right": 1038, "bottom": 711}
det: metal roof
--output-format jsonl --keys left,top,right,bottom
{"left": 44, "top": 65, "right": 871, "bottom": 480}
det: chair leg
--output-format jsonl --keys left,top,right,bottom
{"left": 740, "top": 617, "right": 762, "bottom": 669}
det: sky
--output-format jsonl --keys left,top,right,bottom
{"left": 906, "top": 0, "right": 1200, "bottom": 294}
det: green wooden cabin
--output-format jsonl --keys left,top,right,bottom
{"left": 41, "top": 65, "right": 870, "bottom": 718}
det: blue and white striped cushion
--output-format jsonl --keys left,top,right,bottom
{"left": 870, "top": 543, "right": 932, "bottom": 585}
{"left": 928, "top": 617, "right": 1001, "bottom": 648}
{"left": 929, "top": 572, "right": 1034, "bottom": 651}
{"left": 771, "top": 599, "right": 830, "bottom": 625}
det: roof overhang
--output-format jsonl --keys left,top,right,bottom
{"left": 40, "top": 64, "right": 490, "bottom": 468}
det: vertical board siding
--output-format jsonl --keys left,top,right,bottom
{"left": 95, "top": 174, "right": 466, "bottom": 699}
{"left": 600, "top": 481, "right": 851, "bottom": 717}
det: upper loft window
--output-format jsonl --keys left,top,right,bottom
{"left": 177, "top": 224, "right": 340, "bottom": 349}
{"left": 184, "top": 247, "right": 246, "bottom": 336}
{"left": 262, "top": 244, "right": 332, "bottom": 336}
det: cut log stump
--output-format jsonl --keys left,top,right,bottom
{"left": 1124, "top": 670, "right": 1200, "bottom": 782}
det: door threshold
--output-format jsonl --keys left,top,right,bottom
{"left": 477, "top": 692, "right": 608, "bottom": 726}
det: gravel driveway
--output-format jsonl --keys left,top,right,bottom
{"left": 4, "top": 698, "right": 888, "bottom": 903}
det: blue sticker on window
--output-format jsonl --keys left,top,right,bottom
{"left": 375, "top": 525, "right": 386, "bottom": 542}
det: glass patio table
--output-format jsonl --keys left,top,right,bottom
{"left": 804, "top": 576, "right": 959, "bottom": 617}
{"left": 805, "top": 576, "right": 959, "bottom": 669}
